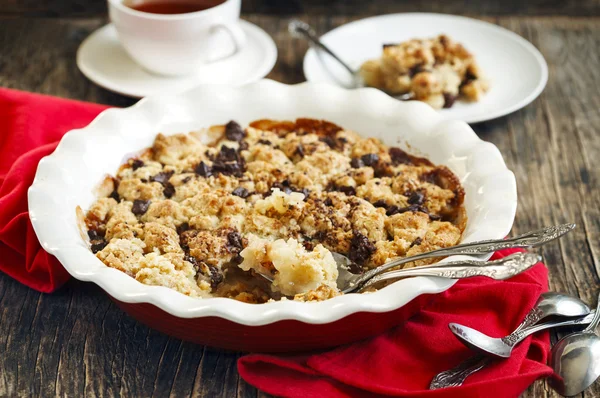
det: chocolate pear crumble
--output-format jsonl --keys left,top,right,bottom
{"left": 360, "top": 35, "right": 489, "bottom": 109}
{"left": 82, "top": 118, "right": 466, "bottom": 303}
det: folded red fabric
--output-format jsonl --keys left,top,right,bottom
{"left": 0, "top": 88, "right": 108, "bottom": 292}
{"left": 239, "top": 249, "right": 553, "bottom": 398}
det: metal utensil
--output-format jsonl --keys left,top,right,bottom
{"left": 358, "top": 252, "right": 541, "bottom": 292}
{"left": 430, "top": 310, "right": 596, "bottom": 389}
{"left": 256, "top": 224, "right": 575, "bottom": 293}
{"left": 548, "top": 293, "right": 600, "bottom": 396}
{"left": 287, "top": 19, "right": 412, "bottom": 99}
{"left": 449, "top": 292, "right": 592, "bottom": 358}
{"left": 430, "top": 292, "right": 592, "bottom": 389}
{"left": 337, "top": 223, "right": 573, "bottom": 293}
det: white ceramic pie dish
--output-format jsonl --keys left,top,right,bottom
{"left": 28, "top": 80, "right": 516, "bottom": 326}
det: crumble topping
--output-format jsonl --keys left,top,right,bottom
{"left": 83, "top": 118, "right": 466, "bottom": 302}
{"left": 360, "top": 35, "right": 489, "bottom": 109}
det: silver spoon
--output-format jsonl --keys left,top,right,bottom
{"left": 449, "top": 292, "right": 592, "bottom": 358}
{"left": 431, "top": 292, "right": 591, "bottom": 388}
{"left": 256, "top": 224, "right": 575, "bottom": 293}
{"left": 288, "top": 19, "right": 412, "bottom": 100}
{"left": 430, "top": 310, "right": 596, "bottom": 389}
{"left": 548, "top": 292, "right": 600, "bottom": 396}
{"left": 357, "top": 252, "right": 541, "bottom": 292}
{"left": 337, "top": 223, "right": 573, "bottom": 293}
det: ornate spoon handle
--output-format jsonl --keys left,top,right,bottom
{"left": 430, "top": 311, "right": 596, "bottom": 389}
{"left": 430, "top": 305, "right": 545, "bottom": 390}
{"left": 360, "top": 252, "right": 540, "bottom": 291}
{"left": 430, "top": 355, "right": 489, "bottom": 389}
{"left": 358, "top": 223, "right": 575, "bottom": 285}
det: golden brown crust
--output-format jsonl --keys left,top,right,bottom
{"left": 84, "top": 118, "right": 467, "bottom": 302}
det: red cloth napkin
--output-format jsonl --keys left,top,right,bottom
{"left": 0, "top": 88, "right": 108, "bottom": 292}
{"left": 238, "top": 249, "right": 553, "bottom": 398}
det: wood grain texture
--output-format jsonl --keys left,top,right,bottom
{"left": 1, "top": 0, "right": 600, "bottom": 17}
{"left": 0, "top": 11, "right": 599, "bottom": 398}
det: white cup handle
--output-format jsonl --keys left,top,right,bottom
{"left": 208, "top": 21, "right": 246, "bottom": 63}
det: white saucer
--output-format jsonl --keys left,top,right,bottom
{"left": 303, "top": 13, "right": 548, "bottom": 124}
{"left": 77, "top": 21, "right": 277, "bottom": 98}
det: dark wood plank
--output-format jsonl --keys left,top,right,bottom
{"left": 2, "top": 0, "right": 600, "bottom": 18}
{"left": 0, "top": 13, "right": 599, "bottom": 398}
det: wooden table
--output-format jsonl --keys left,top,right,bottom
{"left": 1, "top": 1, "right": 599, "bottom": 397}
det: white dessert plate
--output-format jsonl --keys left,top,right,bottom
{"left": 77, "top": 21, "right": 277, "bottom": 98}
{"left": 303, "top": 13, "right": 548, "bottom": 124}
{"left": 28, "top": 80, "right": 516, "bottom": 325}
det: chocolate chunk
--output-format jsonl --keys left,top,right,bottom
{"left": 109, "top": 189, "right": 120, "bottom": 202}
{"left": 176, "top": 222, "right": 190, "bottom": 235}
{"left": 373, "top": 200, "right": 388, "bottom": 209}
{"left": 91, "top": 240, "right": 107, "bottom": 253}
{"left": 361, "top": 153, "right": 379, "bottom": 166}
{"left": 211, "top": 146, "right": 245, "bottom": 177}
{"left": 301, "top": 188, "right": 311, "bottom": 199}
{"left": 407, "top": 191, "right": 425, "bottom": 205}
{"left": 227, "top": 231, "right": 244, "bottom": 252}
{"left": 385, "top": 205, "right": 400, "bottom": 216}
{"left": 218, "top": 146, "right": 239, "bottom": 162}
{"left": 324, "top": 198, "right": 333, "bottom": 206}
{"left": 296, "top": 144, "right": 305, "bottom": 158}
{"left": 346, "top": 261, "right": 365, "bottom": 275}
{"left": 326, "top": 181, "right": 357, "bottom": 196}
{"left": 195, "top": 161, "right": 212, "bottom": 177}
{"left": 232, "top": 186, "right": 249, "bottom": 198}
{"left": 208, "top": 265, "right": 224, "bottom": 290}
{"left": 338, "top": 186, "right": 356, "bottom": 196}
{"left": 212, "top": 160, "right": 243, "bottom": 177}
{"left": 382, "top": 43, "right": 398, "bottom": 49}
{"left": 443, "top": 93, "right": 457, "bottom": 109}
{"left": 150, "top": 171, "right": 174, "bottom": 185}
{"left": 163, "top": 183, "right": 175, "bottom": 198}
{"left": 131, "top": 199, "right": 151, "bottom": 215}
{"left": 350, "top": 157, "right": 364, "bottom": 168}
{"left": 225, "top": 120, "right": 245, "bottom": 141}
{"left": 410, "top": 237, "right": 422, "bottom": 248}
{"left": 131, "top": 159, "right": 144, "bottom": 170}
{"left": 140, "top": 178, "right": 148, "bottom": 183}
{"left": 257, "top": 139, "right": 271, "bottom": 146}
{"left": 182, "top": 176, "right": 192, "bottom": 184}
{"left": 392, "top": 203, "right": 431, "bottom": 217}
{"left": 389, "top": 147, "right": 413, "bottom": 165}
{"left": 87, "top": 229, "right": 104, "bottom": 240}
{"left": 429, "top": 214, "right": 442, "bottom": 221}
{"left": 349, "top": 231, "right": 376, "bottom": 265}
{"left": 319, "top": 135, "right": 336, "bottom": 149}
{"left": 238, "top": 141, "right": 249, "bottom": 151}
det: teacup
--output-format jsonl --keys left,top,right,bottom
{"left": 108, "top": 0, "right": 246, "bottom": 76}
